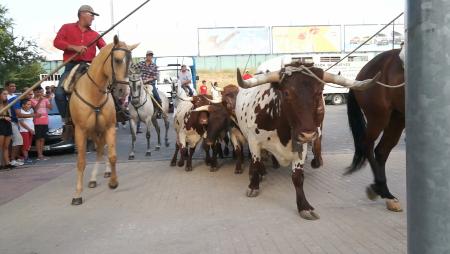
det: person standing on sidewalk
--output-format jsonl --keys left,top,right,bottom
{"left": 18, "top": 99, "right": 34, "bottom": 164}
{"left": 5, "top": 81, "right": 24, "bottom": 167}
{"left": 0, "top": 89, "right": 14, "bottom": 170}
{"left": 31, "top": 86, "right": 52, "bottom": 161}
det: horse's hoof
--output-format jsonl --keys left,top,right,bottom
{"left": 155, "top": 146, "right": 160, "bottom": 151}
{"left": 210, "top": 166, "right": 218, "bottom": 172}
{"left": 104, "top": 172, "right": 111, "bottom": 178}
{"left": 71, "top": 197, "right": 83, "bottom": 205}
{"left": 88, "top": 181, "right": 97, "bottom": 188}
{"left": 128, "top": 155, "right": 135, "bottom": 160}
{"left": 386, "top": 198, "right": 403, "bottom": 212}
{"left": 170, "top": 160, "right": 176, "bottom": 167}
{"left": 185, "top": 166, "right": 193, "bottom": 172}
{"left": 299, "top": 210, "right": 320, "bottom": 220}
{"left": 108, "top": 181, "right": 119, "bottom": 189}
{"left": 246, "top": 188, "right": 259, "bottom": 197}
{"left": 145, "top": 151, "right": 152, "bottom": 156}
{"left": 311, "top": 158, "right": 322, "bottom": 169}
{"left": 366, "top": 186, "right": 379, "bottom": 201}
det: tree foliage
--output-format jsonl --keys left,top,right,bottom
{"left": 0, "top": 4, "right": 44, "bottom": 88}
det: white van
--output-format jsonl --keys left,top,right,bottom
{"left": 256, "top": 53, "right": 377, "bottom": 104}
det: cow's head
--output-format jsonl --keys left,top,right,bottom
{"left": 192, "top": 95, "right": 213, "bottom": 125}
{"left": 221, "top": 85, "right": 239, "bottom": 117}
{"left": 194, "top": 103, "right": 229, "bottom": 146}
{"left": 237, "top": 63, "right": 380, "bottom": 144}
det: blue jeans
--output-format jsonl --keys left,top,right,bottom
{"left": 55, "top": 63, "right": 78, "bottom": 119}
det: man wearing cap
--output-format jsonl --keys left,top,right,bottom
{"left": 53, "top": 5, "right": 106, "bottom": 138}
{"left": 134, "top": 50, "right": 162, "bottom": 105}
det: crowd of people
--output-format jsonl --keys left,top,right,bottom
{"left": 0, "top": 81, "right": 54, "bottom": 170}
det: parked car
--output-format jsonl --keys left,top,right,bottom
{"left": 30, "top": 98, "right": 75, "bottom": 154}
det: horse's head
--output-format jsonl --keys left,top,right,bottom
{"left": 128, "top": 70, "right": 144, "bottom": 105}
{"left": 98, "top": 35, "right": 139, "bottom": 88}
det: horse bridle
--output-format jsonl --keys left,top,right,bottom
{"left": 73, "top": 45, "right": 132, "bottom": 133}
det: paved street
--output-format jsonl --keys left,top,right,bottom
{"left": 0, "top": 105, "right": 406, "bottom": 254}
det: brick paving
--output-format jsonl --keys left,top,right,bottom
{"left": 0, "top": 150, "right": 406, "bottom": 254}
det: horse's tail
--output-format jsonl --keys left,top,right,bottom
{"left": 346, "top": 90, "right": 367, "bottom": 174}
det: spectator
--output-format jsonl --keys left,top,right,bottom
{"left": 242, "top": 70, "right": 253, "bottom": 80}
{"left": 45, "top": 86, "right": 54, "bottom": 100}
{"left": 0, "top": 89, "right": 14, "bottom": 170}
{"left": 5, "top": 81, "right": 24, "bottom": 167}
{"left": 18, "top": 99, "right": 34, "bottom": 164}
{"left": 199, "top": 80, "right": 208, "bottom": 95}
{"left": 31, "top": 86, "right": 52, "bottom": 161}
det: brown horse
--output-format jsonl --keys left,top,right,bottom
{"left": 70, "top": 36, "right": 138, "bottom": 205}
{"left": 346, "top": 48, "right": 405, "bottom": 212}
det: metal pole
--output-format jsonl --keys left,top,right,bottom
{"left": 0, "top": 0, "right": 151, "bottom": 115}
{"left": 406, "top": 0, "right": 450, "bottom": 253}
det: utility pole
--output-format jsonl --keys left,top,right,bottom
{"left": 406, "top": 0, "right": 450, "bottom": 253}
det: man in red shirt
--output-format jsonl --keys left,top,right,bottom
{"left": 53, "top": 5, "right": 106, "bottom": 130}
{"left": 242, "top": 70, "right": 253, "bottom": 80}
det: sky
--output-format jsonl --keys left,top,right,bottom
{"left": 3, "top": 0, "right": 405, "bottom": 59}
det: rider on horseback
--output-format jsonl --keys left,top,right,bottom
{"left": 53, "top": 5, "right": 129, "bottom": 140}
{"left": 134, "top": 50, "right": 162, "bottom": 105}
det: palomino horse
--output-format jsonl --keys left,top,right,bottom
{"left": 126, "top": 69, "right": 155, "bottom": 159}
{"left": 346, "top": 48, "right": 405, "bottom": 212}
{"left": 70, "top": 35, "right": 138, "bottom": 205}
{"left": 151, "top": 90, "right": 170, "bottom": 149}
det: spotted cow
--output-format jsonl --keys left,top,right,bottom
{"left": 234, "top": 63, "right": 380, "bottom": 220}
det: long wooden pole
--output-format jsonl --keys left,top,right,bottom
{"left": 0, "top": 0, "right": 151, "bottom": 114}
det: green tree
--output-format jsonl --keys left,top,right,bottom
{"left": 0, "top": 4, "right": 44, "bottom": 88}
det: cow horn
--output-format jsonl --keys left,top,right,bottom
{"left": 323, "top": 71, "right": 382, "bottom": 91}
{"left": 237, "top": 68, "right": 280, "bottom": 88}
{"left": 206, "top": 97, "right": 222, "bottom": 104}
{"left": 193, "top": 105, "right": 211, "bottom": 112}
{"left": 210, "top": 82, "right": 224, "bottom": 92}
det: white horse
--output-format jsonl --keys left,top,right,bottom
{"left": 127, "top": 71, "right": 154, "bottom": 159}
{"left": 151, "top": 90, "right": 170, "bottom": 148}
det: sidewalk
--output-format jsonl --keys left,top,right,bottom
{"left": 0, "top": 152, "right": 406, "bottom": 254}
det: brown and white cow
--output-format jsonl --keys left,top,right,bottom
{"left": 170, "top": 94, "right": 212, "bottom": 171}
{"left": 235, "top": 63, "right": 380, "bottom": 220}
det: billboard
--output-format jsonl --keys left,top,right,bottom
{"left": 198, "top": 27, "right": 270, "bottom": 56}
{"left": 272, "top": 26, "right": 341, "bottom": 53}
{"left": 344, "top": 24, "right": 405, "bottom": 52}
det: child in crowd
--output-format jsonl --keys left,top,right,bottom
{"left": 31, "top": 86, "right": 52, "bottom": 161}
{"left": 18, "top": 99, "right": 34, "bottom": 164}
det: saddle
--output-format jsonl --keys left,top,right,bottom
{"left": 63, "top": 62, "right": 90, "bottom": 94}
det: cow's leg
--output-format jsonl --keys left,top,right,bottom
{"left": 216, "top": 141, "right": 224, "bottom": 159}
{"left": 72, "top": 127, "right": 87, "bottom": 205}
{"left": 163, "top": 114, "right": 170, "bottom": 147}
{"left": 292, "top": 143, "right": 319, "bottom": 220}
{"left": 185, "top": 146, "right": 196, "bottom": 171}
{"left": 230, "top": 130, "right": 243, "bottom": 174}
{"left": 177, "top": 134, "right": 187, "bottom": 167}
{"left": 223, "top": 134, "right": 230, "bottom": 157}
{"left": 210, "top": 141, "right": 219, "bottom": 172}
{"left": 271, "top": 154, "right": 280, "bottom": 169}
{"left": 247, "top": 142, "right": 263, "bottom": 197}
{"left": 170, "top": 142, "right": 180, "bottom": 166}
{"left": 151, "top": 115, "right": 161, "bottom": 150}
{"left": 128, "top": 119, "right": 137, "bottom": 160}
{"left": 311, "top": 128, "right": 323, "bottom": 168}
{"left": 105, "top": 126, "right": 118, "bottom": 190}
{"left": 88, "top": 138, "right": 105, "bottom": 188}
{"left": 373, "top": 111, "right": 405, "bottom": 212}
{"left": 145, "top": 118, "right": 152, "bottom": 156}
{"left": 203, "top": 140, "right": 212, "bottom": 166}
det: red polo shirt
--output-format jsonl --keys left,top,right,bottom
{"left": 53, "top": 22, "right": 106, "bottom": 62}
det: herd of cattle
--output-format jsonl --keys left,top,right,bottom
{"left": 169, "top": 60, "right": 382, "bottom": 220}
